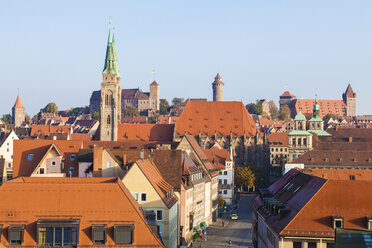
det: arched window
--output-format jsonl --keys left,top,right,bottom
{"left": 105, "top": 95, "right": 109, "bottom": 105}
{"left": 107, "top": 115, "right": 111, "bottom": 125}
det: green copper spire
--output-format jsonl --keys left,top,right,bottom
{"left": 103, "top": 28, "right": 120, "bottom": 77}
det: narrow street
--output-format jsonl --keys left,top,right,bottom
{"left": 194, "top": 194, "right": 255, "bottom": 248}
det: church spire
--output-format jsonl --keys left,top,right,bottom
{"left": 102, "top": 28, "right": 120, "bottom": 77}
{"left": 13, "top": 93, "right": 25, "bottom": 109}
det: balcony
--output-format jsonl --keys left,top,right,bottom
{"left": 219, "top": 184, "right": 233, "bottom": 189}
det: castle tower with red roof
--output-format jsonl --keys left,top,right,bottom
{"left": 342, "top": 83, "right": 356, "bottom": 116}
{"left": 12, "top": 93, "right": 25, "bottom": 127}
{"left": 212, "top": 73, "right": 224, "bottom": 101}
{"left": 100, "top": 28, "right": 122, "bottom": 141}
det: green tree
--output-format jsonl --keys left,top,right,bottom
{"left": 278, "top": 105, "right": 291, "bottom": 121}
{"left": 32, "top": 114, "right": 39, "bottom": 123}
{"left": 123, "top": 106, "right": 139, "bottom": 117}
{"left": 234, "top": 166, "right": 255, "bottom": 189}
{"left": 92, "top": 112, "right": 100, "bottom": 120}
{"left": 42, "top": 102, "right": 59, "bottom": 115}
{"left": 148, "top": 114, "right": 159, "bottom": 124}
{"left": 246, "top": 100, "right": 262, "bottom": 115}
{"left": 159, "top": 99, "right": 170, "bottom": 115}
{"left": 172, "top": 97, "right": 184, "bottom": 106}
{"left": 269, "top": 100, "right": 279, "bottom": 119}
{"left": 1, "top": 114, "right": 12, "bottom": 124}
{"left": 67, "top": 107, "right": 84, "bottom": 117}
{"left": 323, "top": 113, "right": 338, "bottom": 123}
{"left": 218, "top": 195, "right": 226, "bottom": 207}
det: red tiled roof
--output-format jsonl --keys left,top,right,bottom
{"left": 118, "top": 124, "right": 174, "bottom": 141}
{"left": 121, "top": 116, "right": 148, "bottom": 124}
{"left": 150, "top": 80, "right": 159, "bottom": 86}
{"left": 13, "top": 94, "right": 25, "bottom": 109}
{"left": 157, "top": 116, "right": 179, "bottom": 124}
{"left": 259, "top": 117, "right": 284, "bottom": 128}
{"left": 301, "top": 168, "right": 372, "bottom": 180}
{"left": 30, "top": 125, "right": 72, "bottom": 137}
{"left": 70, "top": 133, "right": 92, "bottom": 141}
{"left": 13, "top": 140, "right": 82, "bottom": 177}
{"left": 134, "top": 159, "right": 178, "bottom": 208}
{"left": 282, "top": 179, "right": 372, "bottom": 237}
{"left": 280, "top": 91, "right": 295, "bottom": 97}
{"left": 176, "top": 101, "right": 259, "bottom": 136}
{"left": 293, "top": 99, "right": 346, "bottom": 118}
{"left": 0, "top": 177, "right": 164, "bottom": 247}
{"left": 268, "top": 133, "right": 288, "bottom": 147}
{"left": 203, "top": 149, "right": 231, "bottom": 170}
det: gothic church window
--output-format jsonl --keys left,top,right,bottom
{"left": 107, "top": 115, "right": 111, "bottom": 125}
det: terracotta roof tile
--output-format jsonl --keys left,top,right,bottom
{"left": 13, "top": 140, "right": 82, "bottom": 177}
{"left": 118, "top": 124, "right": 174, "bottom": 141}
{"left": 293, "top": 99, "right": 346, "bottom": 118}
{"left": 268, "top": 133, "right": 288, "bottom": 147}
{"left": 13, "top": 94, "right": 25, "bottom": 109}
{"left": 176, "top": 101, "right": 259, "bottom": 136}
{"left": 283, "top": 179, "right": 372, "bottom": 237}
{"left": 203, "top": 149, "right": 231, "bottom": 170}
{"left": 280, "top": 91, "right": 295, "bottom": 97}
{"left": 0, "top": 177, "right": 164, "bottom": 247}
{"left": 134, "top": 159, "right": 178, "bottom": 208}
{"left": 301, "top": 168, "right": 372, "bottom": 180}
{"left": 30, "top": 125, "right": 72, "bottom": 137}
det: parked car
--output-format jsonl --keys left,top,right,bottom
{"left": 230, "top": 214, "right": 239, "bottom": 220}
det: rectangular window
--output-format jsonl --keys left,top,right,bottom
{"left": 114, "top": 225, "right": 134, "bottom": 245}
{"left": 219, "top": 179, "right": 222, "bottom": 184}
{"left": 92, "top": 225, "right": 107, "bottom": 245}
{"left": 8, "top": 225, "right": 25, "bottom": 245}
{"left": 37, "top": 219, "right": 79, "bottom": 247}
{"left": 70, "top": 154, "right": 76, "bottom": 161}
{"left": 223, "top": 179, "right": 227, "bottom": 184}
{"left": 308, "top": 242, "right": 316, "bottom": 248}
{"left": 51, "top": 161, "right": 56, "bottom": 166}
{"left": 293, "top": 242, "right": 301, "bottom": 248}
{"left": 219, "top": 171, "right": 222, "bottom": 175}
{"left": 141, "top": 193, "right": 147, "bottom": 202}
{"left": 156, "top": 210, "right": 163, "bottom": 221}
{"left": 223, "top": 190, "right": 227, "bottom": 195}
{"left": 28, "top": 154, "right": 33, "bottom": 161}
{"left": 39, "top": 168, "right": 45, "bottom": 174}
{"left": 132, "top": 192, "right": 138, "bottom": 201}
{"left": 297, "top": 138, "right": 301, "bottom": 145}
{"left": 107, "top": 161, "right": 111, "bottom": 168}
{"left": 224, "top": 171, "right": 227, "bottom": 175}
{"left": 292, "top": 138, "right": 296, "bottom": 146}
{"left": 327, "top": 243, "right": 334, "bottom": 248}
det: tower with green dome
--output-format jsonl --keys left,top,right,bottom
{"left": 99, "top": 28, "right": 122, "bottom": 141}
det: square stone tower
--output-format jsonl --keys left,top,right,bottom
{"left": 342, "top": 84, "right": 356, "bottom": 116}
{"left": 12, "top": 94, "right": 25, "bottom": 127}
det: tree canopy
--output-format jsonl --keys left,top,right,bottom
{"left": 246, "top": 100, "right": 263, "bottom": 115}
{"left": 278, "top": 105, "right": 291, "bottom": 121}
{"left": 67, "top": 107, "right": 84, "bottom": 117}
{"left": 172, "top": 97, "right": 184, "bottom": 106}
{"left": 92, "top": 112, "right": 99, "bottom": 120}
{"left": 269, "top": 100, "right": 279, "bottom": 119}
{"left": 1, "top": 114, "right": 12, "bottom": 124}
{"left": 41, "top": 102, "right": 59, "bottom": 115}
{"left": 123, "top": 106, "right": 139, "bottom": 117}
{"left": 323, "top": 113, "right": 338, "bottom": 123}
{"left": 159, "top": 99, "right": 170, "bottom": 115}
{"left": 234, "top": 166, "right": 255, "bottom": 189}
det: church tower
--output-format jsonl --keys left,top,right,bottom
{"left": 12, "top": 94, "right": 25, "bottom": 127}
{"left": 99, "top": 29, "right": 122, "bottom": 141}
{"left": 342, "top": 84, "right": 356, "bottom": 116}
{"left": 212, "top": 73, "right": 224, "bottom": 101}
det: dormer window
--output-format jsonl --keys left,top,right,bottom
{"left": 70, "top": 154, "right": 76, "bottom": 161}
{"left": 367, "top": 217, "right": 372, "bottom": 230}
{"left": 333, "top": 215, "right": 344, "bottom": 229}
{"left": 28, "top": 154, "right": 33, "bottom": 161}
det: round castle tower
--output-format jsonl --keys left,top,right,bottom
{"left": 212, "top": 73, "right": 224, "bottom": 102}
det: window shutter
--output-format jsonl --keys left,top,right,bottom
{"left": 115, "top": 225, "right": 134, "bottom": 245}
{"left": 10, "top": 230, "right": 21, "bottom": 241}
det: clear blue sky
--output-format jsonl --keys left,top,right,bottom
{"left": 1, "top": 1, "right": 372, "bottom": 116}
